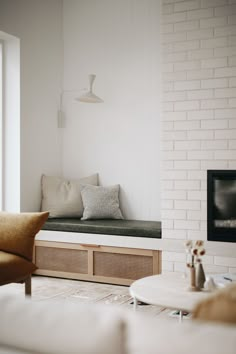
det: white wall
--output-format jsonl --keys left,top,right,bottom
{"left": 1, "top": 0, "right": 235, "bottom": 272}
{"left": 161, "top": 0, "right": 236, "bottom": 273}
{"left": 0, "top": 31, "right": 20, "bottom": 212}
{"left": 62, "top": 0, "right": 162, "bottom": 221}
{"left": 0, "top": 0, "right": 63, "bottom": 212}
{"left": 0, "top": 0, "right": 162, "bottom": 220}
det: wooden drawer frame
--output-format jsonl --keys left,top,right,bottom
{"left": 34, "top": 240, "right": 162, "bottom": 286}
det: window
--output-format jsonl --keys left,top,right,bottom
{"left": 0, "top": 33, "right": 20, "bottom": 212}
{"left": 0, "top": 42, "right": 2, "bottom": 210}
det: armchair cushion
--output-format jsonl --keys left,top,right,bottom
{"left": 0, "top": 251, "right": 36, "bottom": 285}
{"left": 0, "top": 212, "right": 49, "bottom": 262}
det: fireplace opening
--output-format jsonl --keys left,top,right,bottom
{"left": 207, "top": 170, "right": 236, "bottom": 243}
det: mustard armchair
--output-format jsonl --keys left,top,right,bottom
{"left": 0, "top": 211, "right": 49, "bottom": 295}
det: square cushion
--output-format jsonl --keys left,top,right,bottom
{"left": 0, "top": 211, "right": 49, "bottom": 261}
{"left": 81, "top": 184, "right": 124, "bottom": 220}
{"left": 0, "top": 251, "right": 36, "bottom": 285}
{"left": 192, "top": 283, "right": 236, "bottom": 324}
{"left": 41, "top": 174, "right": 98, "bottom": 218}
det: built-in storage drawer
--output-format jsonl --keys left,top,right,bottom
{"left": 36, "top": 246, "right": 88, "bottom": 274}
{"left": 93, "top": 252, "right": 153, "bottom": 280}
{"left": 34, "top": 240, "right": 162, "bottom": 286}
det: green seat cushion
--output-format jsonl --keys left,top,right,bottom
{"left": 42, "top": 219, "right": 161, "bottom": 238}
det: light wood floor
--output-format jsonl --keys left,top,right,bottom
{"left": 0, "top": 275, "right": 191, "bottom": 321}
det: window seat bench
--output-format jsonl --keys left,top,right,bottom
{"left": 34, "top": 219, "right": 162, "bottom": 286}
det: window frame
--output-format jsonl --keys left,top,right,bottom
{"left": 0, "top": 40, "right": 3, "bottom": 210}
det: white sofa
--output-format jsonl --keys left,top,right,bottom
{"left": 0, "top": 294, "right": 235, "bottom": 354}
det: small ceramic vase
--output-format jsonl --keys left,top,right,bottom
{"left": 196, "top": 262, "right": 206, "bottom": 290}
{"left": 188, "top": 266, "right": 200, "bottom": 291}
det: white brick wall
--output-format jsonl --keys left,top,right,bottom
{"left": 161, "top": 0, "right": 236, "bottom": 274}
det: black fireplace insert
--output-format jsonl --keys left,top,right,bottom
{"left": 207, "top": 170, "right": 236, "bottom": 243}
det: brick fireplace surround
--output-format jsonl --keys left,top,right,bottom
{"left": 161, "top": 0, "right": 236, "bottom": 274}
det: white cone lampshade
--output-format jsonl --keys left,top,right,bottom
{"left": 76, "top": 74, "right": 103, "bottom": 103}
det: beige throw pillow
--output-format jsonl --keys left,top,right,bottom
{"left": 41, "top": 174, "right": 98, "bottom": 218}
{"left": 81, "top": 184, "right": 124, "bottom": 220}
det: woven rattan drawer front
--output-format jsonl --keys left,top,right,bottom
{"left": 35, "top": 246, "right": 88, "bottom": 274}
{"left": 93, "top": 251, "right": 153, "bottom": 280}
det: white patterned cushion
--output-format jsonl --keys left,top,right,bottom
{"left": 41, "top": 174, "right": 98, "bottom": 218}
{"left": 81, "top": 184, "right": 124, "bottom": 220}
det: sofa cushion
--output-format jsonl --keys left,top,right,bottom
{"left": 0, "top": 211, "right": 49, "bottom": 261}
{"left": 0, "top": 346, "right": 28, "bottom": 354}
{"left": 41, "top": 174, "right": 98, "bottom": 218}
{"left": 126, "top": 313, "right": 236, "bottom": 354}
{"left": 0, "top": 346, "right": 29, "bottom": 354}
{"left": 0, "top": 295, "right": 124, "bottom": 354}
{"left": 192, "top": 283, "right": 236, "bottom": 324}
{"left": 0, "top": 251, "right": 36, "bottom": 285}
{"left": 0, "top": 295, "right": 236, "bottom": 354}
{"left": 81, "top": 184, "right": 124, "bottom": 220}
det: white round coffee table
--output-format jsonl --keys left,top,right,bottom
{"left": 129, "top": 273, "right": 211, "bottom": 322}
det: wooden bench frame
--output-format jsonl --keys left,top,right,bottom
{"left": 34, "top": 234, "right": 162, "bottom": 286}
